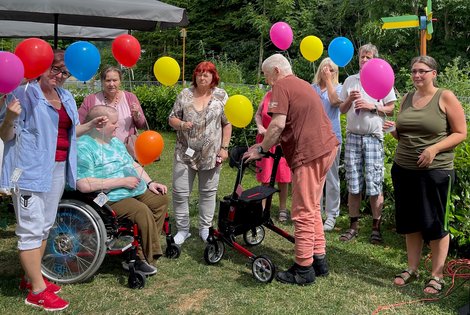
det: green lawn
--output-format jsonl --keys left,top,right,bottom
{"left": 0, "top": 131, "right": 468, "bottom": 315}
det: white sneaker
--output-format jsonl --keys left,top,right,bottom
{"left": 174, "top": 231, "right": 191, "bottom": 245}
{"left": 199, "top": 229, "right": 209, "bottom": 243}
{"left": 323, "top": 217, "right": 336, "bottom": 232}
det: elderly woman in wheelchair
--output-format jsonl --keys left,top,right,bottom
{"left": 75, "top": 105, "right": 168, "bottom": 276}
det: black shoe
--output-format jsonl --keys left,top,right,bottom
{"left": 135, "top": 260, "right": 158, "bottom": 276}
{"left": 276, "top": 263, "right": 315, "bottom": 285}
{"left": 122, "top": 259, "right": 158, "bottom": 276}
{"left": 312, "top": 255, "right": 329, "bottom": 277}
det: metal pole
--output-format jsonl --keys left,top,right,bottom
{"left": 180, "top": 28, "right": 187, "bottom": 86}
{"left": 54, "top": 14, "right": 58, "bottom": 49}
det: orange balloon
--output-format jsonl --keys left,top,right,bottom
{"left": 134, "top": 131, "right": 164, "bottom": 166}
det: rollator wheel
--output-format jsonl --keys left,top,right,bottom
{"left": 165, "top": 244, "right": 181, "bottom": 259}
{"left": 42, "top": 199, "right": 107, "bottom": 284}
{"left": 204, "top": 240, "right": 225, "bottom": 265}
{"left": 252, "top": 255, "right": 276, "bottom": 283}
{"left": 243, "top": 226, "right": 265, "bottom": 246}
{"left": 128, "top": 271, "right": 146, "bottom": 289}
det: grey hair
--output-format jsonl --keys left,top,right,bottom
{"left": 262, "top": 54, "right": 293, "bottom": 76}
{"left": 100, "top": 66, "right": 123, "bottom": 82}
{"left": 312, "top": 57, "right": 339, "bottom": 85}
{"left": 359, "top": 43, "right": 379, "bottom": 58}
{"left": 86, "top": 105, "right": 117, "bottom": 123}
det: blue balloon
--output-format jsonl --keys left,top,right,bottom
{"left": 328, "top": 37, "right": 354, "bottom": 67}
{"left": 64, "top": 41, "right": 101, "bottom": 81}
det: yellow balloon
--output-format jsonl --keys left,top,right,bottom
{"left": 224, "top": 95, "right": 253, "bottom": 128}
{"left": 153, "top": 57, "right": 180, "bottom": 86}
{"left": 300, "top": 36, "right": 324, "bottom": 62}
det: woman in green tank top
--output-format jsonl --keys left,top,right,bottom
{"left": 384, "top": 56, "right": 467, "bottom": 295}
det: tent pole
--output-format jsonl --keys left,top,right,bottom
{"left": 181, "top": 28, "right": 186, "bottom": 86}
{"left": 54, "top": 13, "right": 58, "bottom": 49}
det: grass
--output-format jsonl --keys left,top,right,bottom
{"left": 0, "top": 131, "right": 468, "bottom": 315}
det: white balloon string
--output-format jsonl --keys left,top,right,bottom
{"left": 243, "top": 129, "right": 249, "bottom": 149}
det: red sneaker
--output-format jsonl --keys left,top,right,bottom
{"left": 19, "top": 276, "right": 61, "bottom": 294}
{"left": 25, "top": 290, "right": 69, "bottom": 311}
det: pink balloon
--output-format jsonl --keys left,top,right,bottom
{"left": 0, "top": 52, "right": 24, "bottom": 94}
{"left": 270, "top": 22, "right": 293, "bottom": 50}
{"left": 360, "top": 58, "right": 395, "bottom": 100}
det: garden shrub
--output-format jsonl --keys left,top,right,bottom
{"left": 69, "top": 57, "right": 469, "bottom": 252}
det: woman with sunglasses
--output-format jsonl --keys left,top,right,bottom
{"left": 0, "top": 49, "right": 105, "bottom": 311}
{"left": 385, "top": 56, "right": 467, "bottom": 295}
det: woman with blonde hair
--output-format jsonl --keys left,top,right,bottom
{"left": 311, "top": 57, "right": 343, "bottom": 231}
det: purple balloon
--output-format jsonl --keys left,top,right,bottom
{"left": 270, "top": 22, "right": 293, "bottom": 50}
{"left": 360, "top": 58, "right": 395, "bottom": 100}
{"left": 0, "top": 52, "right": 24, "bottom": 94}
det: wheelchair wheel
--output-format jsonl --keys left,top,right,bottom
{"left": 243, "top": 226, "right": 265, "bottom": 246}
{"left": 204, "top": 240, "right": 225, "bottom": 265}
{"left": 165, "top": 244, "right": 181, "bottom": 259}
{"left": 128, "top": 271, "right": 146, "bottom": 289}
{"left": 42, "top": 199, "right": 107, "bottom": 284}
{"left": 252, "top": 255, "right": 275, "bottom": 283}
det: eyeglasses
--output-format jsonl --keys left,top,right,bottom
{"left": 50, "top": 66, "right": 71, "bottom": 78}
{"left": 411, "top": 69, "right": 434, "bottom": 75}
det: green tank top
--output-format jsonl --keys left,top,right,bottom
{"left": 394, "top": 88, "right": 454, "bottom": 170}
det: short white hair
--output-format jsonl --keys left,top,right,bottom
{"left": 262, "top": 54, "right": 293, "bottom": 76}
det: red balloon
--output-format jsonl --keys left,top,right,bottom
{"left": 14, "top": 38, "right": 54, "bottom": 79}
{"left": 135, "top": 131, "right": 164, "bottom": 166}
{"left": 112, "top": 34, "right": 141, "bottom": 67}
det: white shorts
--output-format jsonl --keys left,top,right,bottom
{"left": 13, "top": 162, "right": 66, "bottom": 250}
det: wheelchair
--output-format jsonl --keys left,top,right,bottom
{"left": 41, "top": 191, "right": 180, "bottom": 289}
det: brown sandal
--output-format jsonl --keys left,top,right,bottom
{"left": 339, "top": 228, "right": 358, "bottom": 242}
{"left": 394, "top": 269, "right": 419, "bottom": 287}
{"left": 424, "top": 276, "right": 444, "bottom": 295}
{"left": 370, "top": 230, "right": 383, "bottom": 244}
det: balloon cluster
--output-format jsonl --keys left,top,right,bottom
{"left": 0, "top": 38, "right": 52, "bottom": 93}
{"left": 268, "top": 21, "right": 395, "bottom": 99}
{"left": 269, "top": 21, "right": 354, "bottom": 67}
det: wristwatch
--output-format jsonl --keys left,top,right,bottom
{"left": 257, "top": 146, "right": 267, "bottom": 155}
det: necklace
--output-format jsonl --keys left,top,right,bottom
{"left": 104, "top": 91, "right": 120, "bottom": 107}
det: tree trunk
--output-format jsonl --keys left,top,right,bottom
{"left": 257, "top": 34, "right": 264, "bottom": 84}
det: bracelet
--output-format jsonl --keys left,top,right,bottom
{"left": 221, "top": 146, "right": 229, "bottom": 150}
{"left": 180, "top": 121, "right": 185, "bottom": 130}
{"left": 147, "top": 180, "right": 155, "bottom": 188}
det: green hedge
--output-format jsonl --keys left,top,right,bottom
{"left": 70, "top": 60, "right": 469, "bottom": 251}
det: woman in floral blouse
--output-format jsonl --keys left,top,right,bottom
{"left": 168, "top": 61, "right": 232, "bottom": 245}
